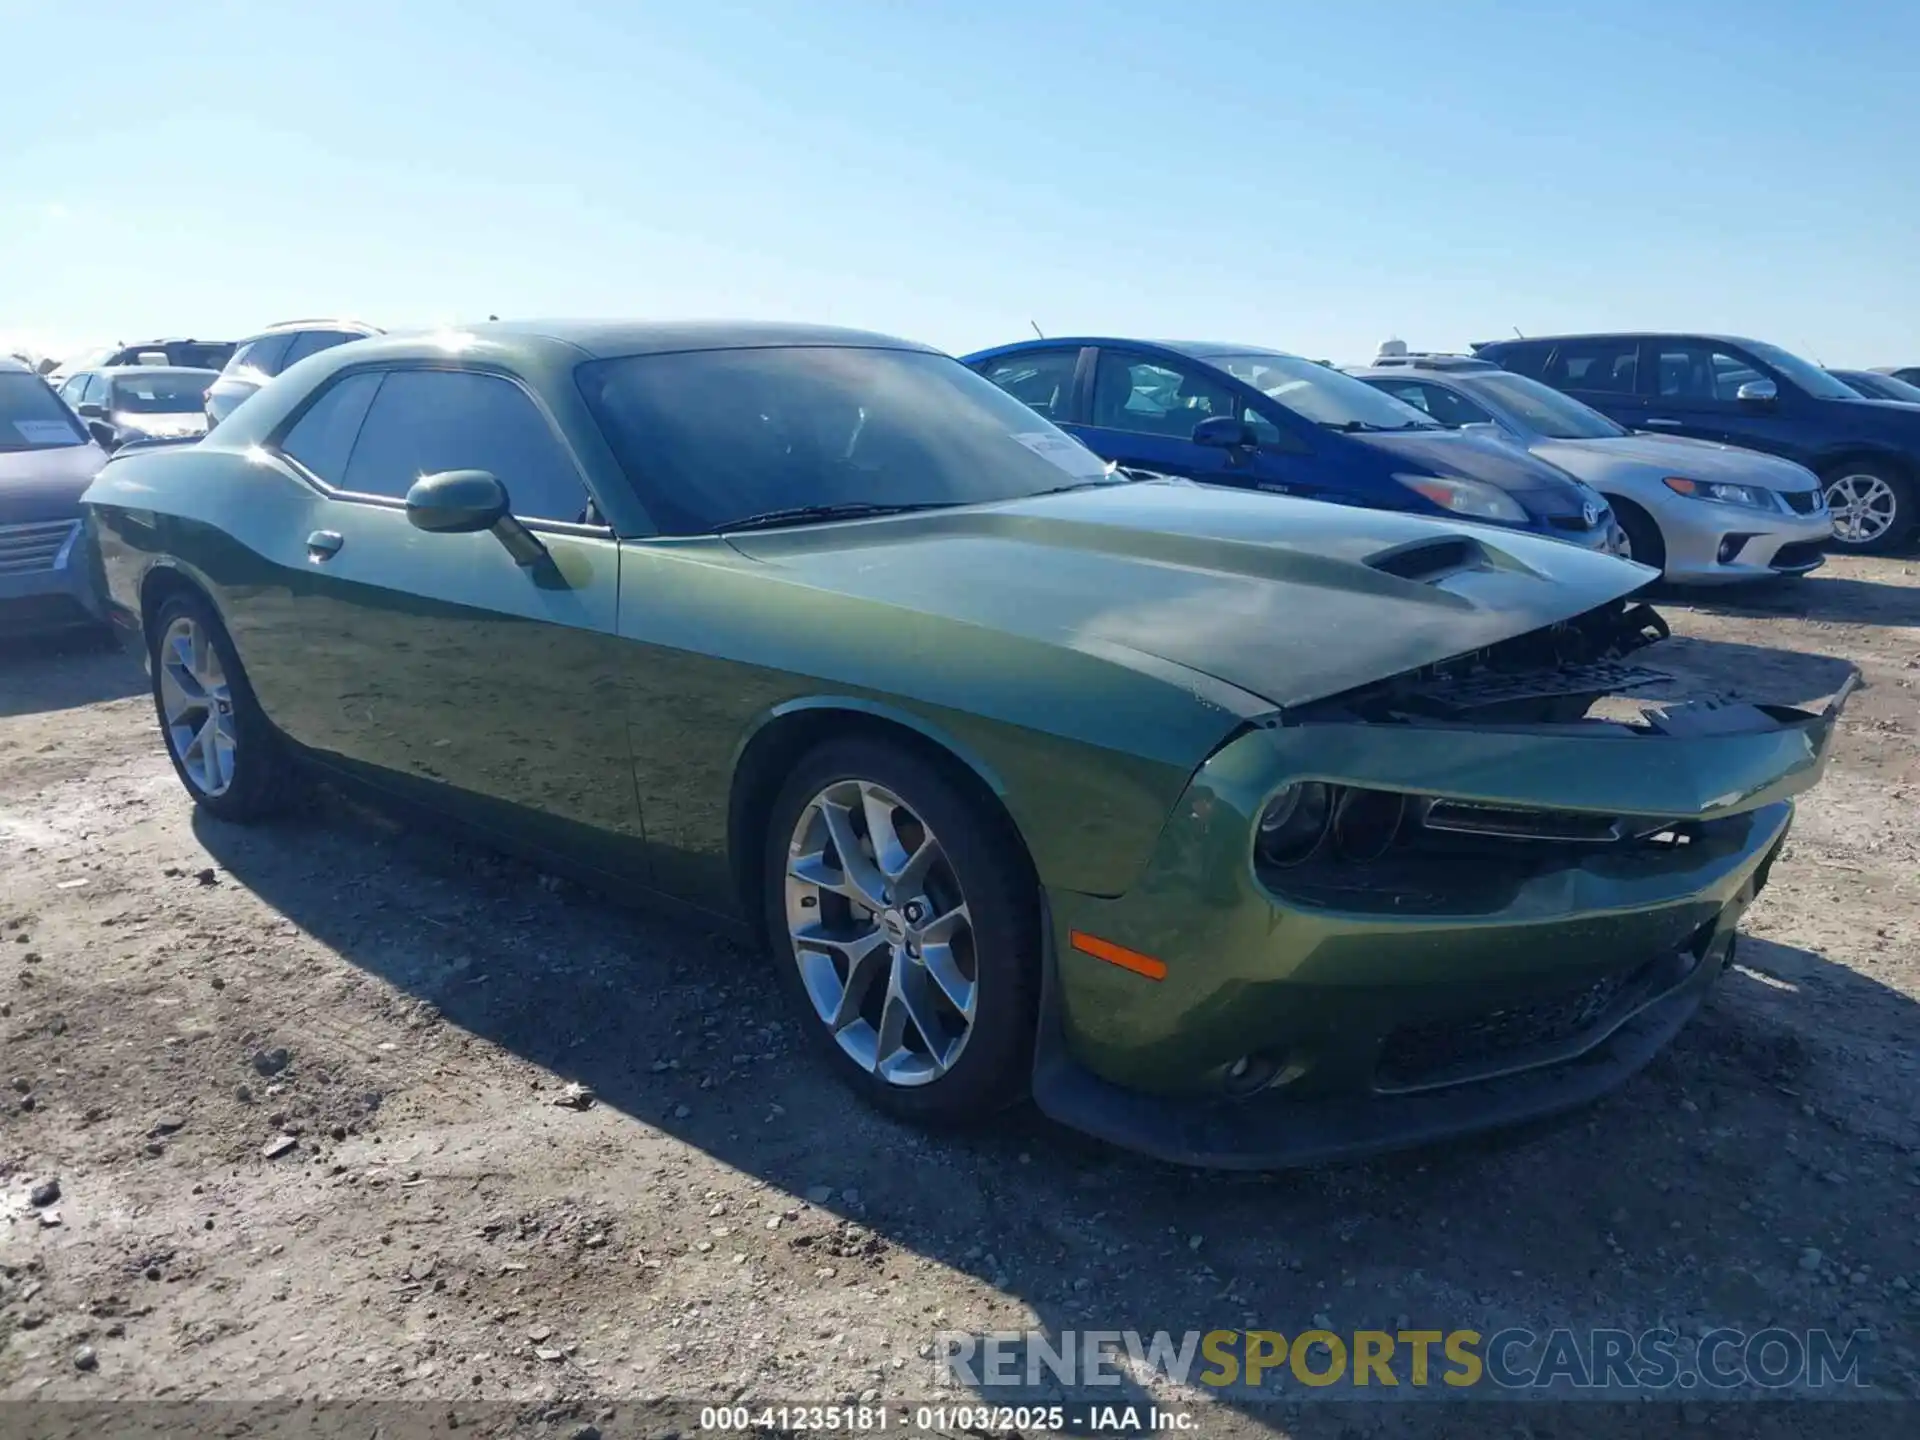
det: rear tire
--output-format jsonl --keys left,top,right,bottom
{"left": 1612, "top": 500, "right": 1666, "bottom": 573}
{"left": 1823, "top": 462, "right": 1913, "bottom": 554}
{"left": 148, "top": 590, "right": 294, "bottom": 822}
{"left": 762, "top": 737, "right": 1039, "bottom": 1124}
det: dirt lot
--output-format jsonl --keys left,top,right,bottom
{"left": 2, "top": 555, "right": 1917, "bottom": 1435}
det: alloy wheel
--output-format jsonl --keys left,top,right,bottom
{"left": 157, "top": 615, "right": 238, "bottom": 797}
{"left": 784, "top": 778, "right": 978, "bottom": 1087}
{"left": 1825, "top": 473, "right": 1897, "bottom": 546}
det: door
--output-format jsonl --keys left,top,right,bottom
{"left": 265, "top": 365, "right": 645, "bottom": 872}
{"left": 1538, "top": 337, "right": 1649, "bottom": 428}
{"left": 1076, "top": 349, "right": 1264, "bottom": 485}
{"left": 1638, "top": 339, "right": 1802, "bottom": 458}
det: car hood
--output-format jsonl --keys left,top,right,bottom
{"left": 1532, "top": 433, "right": 1819, "bottom": 490}
{"left": 724, "top": 481, "right": 1653, "bottom": 711}
{"left": 114, "top": 409, "right": 209, "bottom": 439}
{"left": 0, "top": 441, "right": 110, "bottom": 524}
{"left": 1350, "top": 428, "right": 1591, "bottom": 514}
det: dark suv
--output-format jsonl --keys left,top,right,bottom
{"left": 1472, "top": 332, "right": 1920, "bottom": 553}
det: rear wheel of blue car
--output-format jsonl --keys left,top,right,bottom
{"left": 765, "top": 738, "right": 1039, "bottom": 1123}
{"left": 148, "top": 590, "right": 294, "bottom": 822}
{"left": 1823, "top": 462, "right": 1913, "bottom": 554}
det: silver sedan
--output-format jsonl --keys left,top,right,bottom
{"left": 1353, "top": 360, "right": 1832, "bottom": 585}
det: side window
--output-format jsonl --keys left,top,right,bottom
{"left": 1416, "top": 382, "right": 1494, "bottom": 427}
{"left": 281, "top": 329, "right": 357, "bottom": 369}
{"left": 1488, "top": 341, "right": 1551, "bottom": 379}
{"left": 975, "top": 349, "right": 1079, "bottom": 422}
{"left": 1369, "top": 379, "right": 1435, "bottom": 415}
{"left": 339, "top": 369, "right": 591, "bottom": 523}
{"left": 277, "top": 371, "right": 384, "bottom": 487}
{"left": 80, "top": 374, "right": 108, "bottom": 406}
{"left": 1090, "top": 352, "right": 1239, "bottom": 437}
{"left": 60, "top": 374, "right": 90, "bottom": 403}
{"left": 238, "top": 333, "right": 296, "bottom": 378}
{"left": 1545, "top": 340, "right": 1639, "bottom": 395}
{"left": 1652, "top": 344, "right": 1763, "bottom": 402}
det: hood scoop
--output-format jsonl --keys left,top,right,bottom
{"left": 1364, "top": 535, "right": 1503, "bottom": 585}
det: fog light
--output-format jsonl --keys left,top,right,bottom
{"left": 1223, "top": 1053, "right": 1279, "bottom": 1096}
{"left": 1257, "top": 782, "right": 1333, "bottom": 867}
{"left": 1717, "top": 533, "right": 1756, "bottom": 565}
{"left": 1332, "top": 788, "right": 1406, "bottom": 862}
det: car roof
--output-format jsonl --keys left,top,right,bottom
{"left": 431, "top": 320, "right": 941, "bottom": 360}
{"left": 966, "top": 337, "right": 1306, "bottom": 363}
{"left": 1476, "top": 331, "right": 1766, "bottom": 350}
{"left": 93, "top": 365, "right": 222, "bottom": 379}
{"left": 249, "top": 318, "right": 384, "bottom": 338}
{"left": 0, "top": 356, "right": 32, "bottom": 373}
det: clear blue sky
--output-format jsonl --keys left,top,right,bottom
{"left": 3, "top": 0, "right": 1914, "bottom": 367}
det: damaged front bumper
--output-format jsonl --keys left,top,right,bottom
{"left": 1032, "top": 619, "right": 1855, "bottom": 1169}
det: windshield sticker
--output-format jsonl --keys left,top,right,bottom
{"left": 12, "top": 420, "right": 77, "bottom": 444}
{"left": 1013, "top": 431, "right": 1110, "bottom": 480}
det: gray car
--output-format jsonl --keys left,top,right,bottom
{"left": 1352, "top": 354, "right": 1830, "bottom": 584}
{"left": 0, "top": 358, "right": 110, "bottom": 634}
{"left": 204, "top": 318, "right": 381, "bottom": 427}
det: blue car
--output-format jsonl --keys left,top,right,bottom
{"left": 963, "top": 339, "right": 1622, "bottom": 552}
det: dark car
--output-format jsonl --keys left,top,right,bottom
{"left": 0, "top": 358, "right": 110, "bottom": 634}
{"left": 1472, "top": 333, "right": 1920, "bottom": 553}
{"left": 964, "top": 339, "right": 1622, "bottom": 553}
{"left": 205, "top": 319, "right": 382, "bottom": 427}
{"left": 1831, "top": 369, "right": 1920, "bottom": 406}
{"left": 1874, "top": 367, "right": 1920, "bottom": 388}
{"left": 56, "top": 366, "right": 221, "bottom": 451}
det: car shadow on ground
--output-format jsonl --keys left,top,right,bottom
{"left": 185, "top": 652, "right": 1920, "bottom": 1426}
{"left": 0, "top": 630, "right": 145, "bottom": 718}
{"left": 1656, "top": 570, "right": 1920, "bottom": 629}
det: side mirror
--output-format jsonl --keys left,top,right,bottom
{"left": 1459, "top": 421, "right": 1504, "bottom": 439}
{"left": 76, "top": 401, "right": 105, "bottom": 419}
{"left": 1736, "top": 378, "right": 1777, "bottom": 405}
{"left": 405, "top": 469, "right": 549, "bottom": 567}
{"left": 1192, "top": 415, "right": 1258, "bottom": 449}
{"left": 87, "top": 421, "right": 117, "bottom": 450}
{"left": 406, "top": 469, "right": 509, "bottom": 533}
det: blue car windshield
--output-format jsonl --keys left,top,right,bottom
{"left": 1746, "top": 341, "right": 1861, "bottom": 401}
{"left": 1207, "top": 353, "right": 1442, "bottom": 432}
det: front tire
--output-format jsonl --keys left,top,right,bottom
{"left": 763, "top": 737, "right": 1039, "bottom": 1124}
{"left": 1612, "top": 500, "right": 1666, "bottom": 574}
{"left": 148, "top": 590, "right": 293, "bottom": 822}
{"left": 1823, "top": 462, "right": 1914, "bottom": 554}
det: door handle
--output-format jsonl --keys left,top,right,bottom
{"left": 1642, "top": 418, "right": 1684, "bottom": 427}
{"left": 306, "top": 529, "right": 344, "bottom": 561}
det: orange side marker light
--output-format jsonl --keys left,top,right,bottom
{"left": 1069, "top": 931, "right": 1167, "bottom": 981}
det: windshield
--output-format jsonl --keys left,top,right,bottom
{"left": 577, "top": 346, "right": 1122, "bottom": 536}
{"left": 0, "top": 372, "right": 87, "bottom": 450}
{"left": 111, "top": 371, "right": 217, "bottom": 414}
{"left": 1206, "top": 352, "right": 1441, "bottom": 431}
{"left": 1465, "top": 371, "right": 1629, "bottom": 439}
{"left": 1745, "top": 340, "right": 1861, "bottom": 400}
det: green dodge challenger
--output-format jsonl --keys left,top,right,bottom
{"left": 81, "top": 321, "right": 1851, "bottom": 1167}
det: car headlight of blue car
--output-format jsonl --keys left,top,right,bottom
{"left": 1393, "top": 472, "right": 1529, "bottom": 523}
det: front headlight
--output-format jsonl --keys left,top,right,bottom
{"left": 1393, "top": 473, "right": 1529, "bottom": 524}
{"left": 1256, "top": 782, "right": 1334, "bottom": 867}
{"left": 1662, "top": 476, "right": 1779, "bottom": 510}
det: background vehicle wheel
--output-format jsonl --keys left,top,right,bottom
{"left": 148, "top": 590, "right": 293, "bottom": 822}
{"left": 1612, "top": 501, "right": 1666, "bottom": 573}
{"left": 763, "top": 737, "right": 1039, "bottom": 1124}
{"left": 1824, "top": 463, "right": 1913, "bottom": 554}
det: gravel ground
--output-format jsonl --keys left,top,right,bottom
{"left": 2, "top": 553, "right": 1917, "bottom": 1437}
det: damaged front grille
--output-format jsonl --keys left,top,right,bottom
{"left": 1375, "top": 954, "right": 1676, "bottom": 1092}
